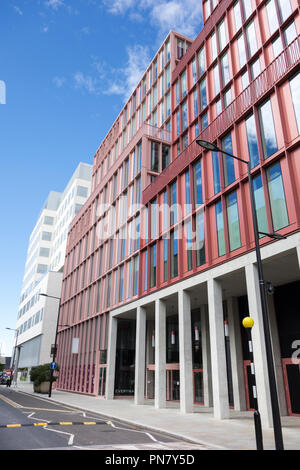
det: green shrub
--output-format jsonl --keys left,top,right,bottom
{"left": 30, "top": 363, "right": 59, "bottom": 386}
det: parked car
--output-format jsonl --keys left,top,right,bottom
{"left": 0, "top": 373, "right": 9, "bottom": 384}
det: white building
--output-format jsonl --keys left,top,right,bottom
{"left": 14, "top": 162, "right": 92, "bottom": 379}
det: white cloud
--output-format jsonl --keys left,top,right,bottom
{"left": 44, "top": 0, "right": 64, "bottom": 10}
{"left": 13, "top": 5, "right": 23, "bottom": 15}
{"left": 104, "top": 44, "right": 151, "bottom": 102}
{"left": 53, "top": 76, "right": 66, "bottom": 88}
{"left": 102, "top": 0, "right": 203, "bottom": 38}
{"left": 73, "top": 72, "right": 98, "bottom": 94}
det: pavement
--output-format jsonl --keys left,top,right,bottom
{"left": 11, "top": 381, "right": 300, "bottom": 451}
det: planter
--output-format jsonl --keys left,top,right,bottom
{"left": 34, "top": 381, "right": 50, "bottom": 394}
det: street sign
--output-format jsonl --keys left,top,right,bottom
{"left": 50, "top": 362, "right": 57, "bottom": 370}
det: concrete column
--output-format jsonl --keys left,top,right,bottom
{"left": 178, "top": 289, "right": 193, "bottom": 413}
{"left": 155, "top": 299, "right": 166, "bottom": 409}
{"left": 245, "top": 263, "right": 273, "bottom": 427}
{"left": 200, "top": 305, "right": 213, "bottom": 407}
{"left": 135, "top": 306, "right": 147, "bottom": 405}
{"left": 267, "top": 295, "right": 287, "bottom": 416}
{"left": 105, "top": 315, "right": 118, "bottom": 400}
{"left": 227, "top": 297, "right": 247, "bottom": 411}
{"left": 207, "top": 278, "right": 230, "bottom": 419}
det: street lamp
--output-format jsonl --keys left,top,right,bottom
{"left": 196, "top": 139, "right": 284, "bottom": 450}
{"left": 40, "top": 293, "right": 68, "bottom": 397}
{"left": 5, "top": 327, "right": 19, "bottom": 386}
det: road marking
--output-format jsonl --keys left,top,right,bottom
{"left": 0, "top": 394, "right": 22, "bottom": 408}
{"left": 0, "top": 421, "right": 110, "bottom": 429}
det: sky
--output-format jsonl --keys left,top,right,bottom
{"left": 0, "top": 0, "right": 203, "bottom": 356}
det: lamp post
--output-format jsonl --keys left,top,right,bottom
{"left": 196, "top": 139, "right": 285, "bottom": 450}
{"left": 40, "top": 293, "right": 68, "bottom": 398}
{"left": 6, "top": 327, "right": 19, "bottom": 386}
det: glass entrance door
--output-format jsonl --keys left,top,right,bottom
{"left": 166, "top": 369, "right": 180, "bottom": 401}
{"left": 98, "top": 366, "right": 106, "bottom": 396}
{"left": 193, "top": 369, "right": 204, "bottom": 404}
{"left": 282, "top": 359, "right": 300, "bottom": 416}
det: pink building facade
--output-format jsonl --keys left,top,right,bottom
{"left": 56, "top": 0, "right": 300, "bottom": 426}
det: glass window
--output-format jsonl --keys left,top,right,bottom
{"left": 201, "top": 113, "right": 208, "bottom": 129}
{"left": 77, "top": 186, "right": 88, "bottom": 197}
{"left": 222, "top": 133, "right": 235, "bottom": 186}
{"left": 272, "top": 35, "right": 283, "bottom": 58}
{"left": 170, "top": 182, "right": 177, "bottom": 225}
{"left": 176, "top": 110, "right": 180, "bottom": 137}
{"left": 163, "top": 237, "right": 168, "bottom": 281}
{"left": 185, "top": 170, "right": 191, "bottom": 212}
{"left": 175, "top": 81, "right": 179, "bottom": 106}
{"left": 216, "top": 98, "right": 222, "bottom": 115}
{"left": 266, "top": 0, "right": 279, "bottom": 35}
{"left": 151, "top": 141, "right": 160, "bottom": 172}
{"left": 218, "top": 19, "right": 227, "bottom": 52}
{"left": 150, "top": 244, "right": 156, "bottom": 287}
{"left": 224, "top": 87, "right": 232, "bottom": 107}
{"left": 211, "top": 31, "right": 218, "bottom": 62}
{"left": 216, "top": 201, "right": 225, "bottom": 256}
{"left": 246, "top": 114, "right": 260, "bottom": 168}
{"left": 221, "top": 52, "right": 230, "bottom": 87}
{"left": 144, "top": 250, "right": 148, "bottom": 291}
{"left": 185, "top": 219, "right": 193, "bottom": 271}
{"left": 212, "top": 150, "right": 221, "bottom": 194}
{"left": 39, "top": 247, "right": 50, "bottom": 257}
{"left": 242, "top": 0, "right": 253, "bottom": 19}
{"left": 44, "top": 216, "right": 54, "bottom": 225}
{"left": 290, "top": 72, "right": 300, "bottom": 134}
{"left": 226, "top": 191, "right": 241, "bottom": 251}
{"left": 198, "top": 46, "right": 205, "bottom": 76}
{"left": 119, "top": 265, "right": 124, "bottom": 302}
{"left": 42, "top": 231, "right": 52, "bottom": 241}
{"left": 193, "top": 160, "right": 203, "bottom": 206}
{"left": 246, "top": 20, "right": 258, "bottom": 58}
{"left": 267, "top": 162, "right": 289, "bottom": 231}
{"left": 170, "top": 230, "right": 178, "bottom": 278}
{"left": 192, "top": 58, "right": 197, "bottom": 84}
{"left": 241, "top": 70, "right": 249, "bottom": 90}
{"left": 133, "top": 255, "right": 139, "bottom": 296}
{"left": 237, "top": 33, "right": 247, "bottom": 68}
{"left": 233, "top": 1, "right": 242, "bottom": 31}
{"left": 213, "top": 64, "right": 220, "bottom": 96}
{"left": 250, "top": 58, "right": 261, "bottom": 80}
{"left": 182, "top": 100, "right": 188, "bottom": 130}
{"left": 193, "top": 89, "right": 198, "bottom": 118}
{"left": 181, "top": 71, "right": 187, "bottom": 98}
{"left": 253, "top": 174, "right": 268, "bottom": 236}
{"left": 200, "top": 78, "right": 207, "bottom": 110}
{"left": 196, "top": 210, "right": 205, "bottom": 266}
{"left": 277, "top": 0, "right": 292, "bottom": 23}
{"left": 258, "top": 99, "right": 278, "bottom": 159}
{"left": 283, "top": 21, "right": 297, "bottom": 46}
{"left": 162, "top": 144, "right": 170, "bottom": 170}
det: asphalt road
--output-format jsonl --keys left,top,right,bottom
{"left": 0, "top": 386, "right": 206, "bottom": 451}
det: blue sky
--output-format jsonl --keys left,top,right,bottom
{"left": 0, "top": 0, "right": 203, "bottom": 356}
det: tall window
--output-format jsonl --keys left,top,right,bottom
{"left": 182, "top": 100, "right": 188, "bottom": 130}
{"left": 212, "top": 150, "right": 221, "bottom": 194}
{"left": 181, "top": 71, "right": 187, "bottom": 98}
{"left": 133, "top": 255, "right": 139, "bottom": 296}
{"left": 221, "top": 52, "right": 230, "bottom": 87}
{"left": 246, "top": 20, "right": 258, "bottom": 58}
{"left": 185, "top": 218, "right": 193, "bottom": 271}
{"left": 192, "top": 58, "right": 197, "bottom": 84}
{"left": 233, "top": 1, "right": 242, "bottom": 31}
{"left": 222, "top": 133, "right": 235, "bottom": 187}
{"left": 198, "top": 46, "right": 205, "bottom": 76}
{"left": 258, "top": 99, "right": 278, "bottom": 159}
{"left": 267, "top": 162, "right": 289, "bottom": 231}
{"left": 266, "top": 0, "right": 279, "bottom": 35}
{"left": 253, "top": 174, "right": 269, "bottom": 236}
{"left": 170, "top": 230, "right": 178, "bottom": 278}
{"left": 245, "top": 114, "right": 260, "bottom": 168}
{"left": 226, "top": 191, "right": 241, "bottom": 251}
{"left": 170, "top": 182, "right": 177, "bottom": 225}
{"left": 151, "top": 142, "right": 160, "bottom": 172}
{"left": 185, "top": 170, "right": 191, "bottom": 213}
{"left": 237, "top": 34, "right": 247, "bottom": 68}
{"left": 199, "top": 78, "right": 207, "bottom": 110}
{"left": 277, "top": 0, "right": 292, "bottom": 23}
{"left": 193, "top": 161, "right": 203, "bottom": 206}
{"left": 213, "top": 64, "right": 220, "bottom": 96}
{"left": 196, "top": 210, "right": 205, "bottom": 266}
{"left": 216, "top": 201, "right": 225, "bottom": 256}
{"left": 163, "top": 237, "right": 168, "bottom": 281}
{"left": 290, "top": 72, "right": 300, "bottom": 134}
{"left": 150, "top": 244, "right": 157, "bottom": 287}
{"left": 193, "top": 89, "right": 198, "bottom": 118}
{"left": 211, "top": 31, "right": 218, "bottom": 61}
{"left": 119, "top": 265, "right": 124, "bottom": 302}
{"left": 144, "top": 250, "right": 148, "bottom": 291}
{"left": 218, "top": 18, "right": 227, "bottom": 52}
